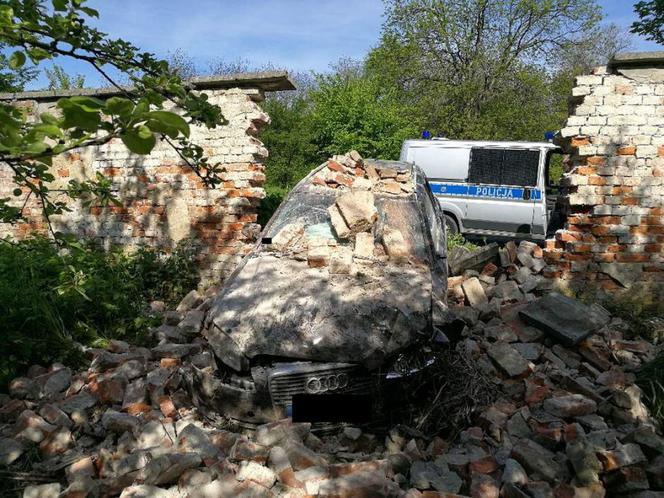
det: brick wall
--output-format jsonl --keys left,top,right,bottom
{"left": 544, "top": 53, "right": 664, "bottom": 303}
{"left": 0, "top": 74, "right": 293, "bottom": 285}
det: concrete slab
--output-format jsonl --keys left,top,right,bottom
{"left": 519, "top": 293, "right": 610, "bottom": 346}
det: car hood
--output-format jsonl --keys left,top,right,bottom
{"left": 204, "top": 254, "right": 432, "bottom": 371}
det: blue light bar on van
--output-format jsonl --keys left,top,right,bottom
{"left": 544, "top": 131, "right": 555, "bottom": 142}
{"left": 422, "top": 130, "right": 432, "bottom": 139}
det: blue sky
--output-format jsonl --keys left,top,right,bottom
{"left": 27, "top": 0, "right": 664, "bottom": 89}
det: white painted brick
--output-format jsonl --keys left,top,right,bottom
{"left": 576, "top": 75, "right": 603, "bottom": 86}
{"left": 561, "top": 127, "right": 581, "bottom": 138}
{"left": 636, "top": 145, "right": 657, "bottom": 158}
{"left": 595, "top": 86, "right": 615, "bottom": 97}
{"left": 567, "top": 116, "right": 587, "bottom": 126}
{"left": 572, "top": 86, "right": 591, "bottom": 96}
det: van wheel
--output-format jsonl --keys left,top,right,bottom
{"left": 443, "top": 214, "right": 459, "bottom": 236}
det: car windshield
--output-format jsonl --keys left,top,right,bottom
{"left": 265, "top": 189, "right": 431, "bottom": 263}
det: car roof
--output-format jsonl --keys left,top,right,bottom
{"left": 402, "top": 139, "right": 560, "bottom": 150}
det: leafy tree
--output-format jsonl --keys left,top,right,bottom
{"left": 368, "top": 0, "right": 605, "bottom": 139}
{"left": 309, "top": 60, "right": 420, "bottom": 161}
{"left": 262, "top": 94, "right": 317, "bottom": 190}
{"left": 0, "top": 0, "right": 226, "bottom": 237}
{"left": 632, "top": 0, "right": 664, "bottom": 44}
{"left": 44, "top": 63, "right": 85, "bottom": 90}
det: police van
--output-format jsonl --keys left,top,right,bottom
{"left": 400, "top": 139, "right": 562, "bottom": 240}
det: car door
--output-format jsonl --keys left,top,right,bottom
{"left": 463, "top": 147, "right": 539, "bottom": 237}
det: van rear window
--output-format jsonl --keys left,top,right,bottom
{"left": 468, "top": 148, "right": 539, "bottom": 187}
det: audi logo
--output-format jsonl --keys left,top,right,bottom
{"left": 305, "top": 373, "right": 349, "bottom": 394}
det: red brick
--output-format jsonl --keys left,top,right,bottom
{"left": 160, "top": 358, "right": 181, "bottom": 369}
{"left": 587, "top": 176, "right": 606, "bottom": 186}
{"left": 591, "top": 225, "right": 610, "bottom": 236}
{"left": 632, "top": 226, "right": 664, "bottom": 235}
{"left": 327, "top": 160, "right": 345, "bottom": 172}
{"left": 616, "top": 253, "right": 650, "bottom": 263}
{"left": 558, "top": 231, "right": 583, "bottom": 242}
{"left": 468, "top": 456, "right": 498, "bottom": 474}
{"left": 575, "top": 166, "right": 597, "bottom": 175}
{"left": 335, "top": 174, "right": 354, "bottom": 187}
{"left": 159, "top": 396, "right": 177, "bottom": 418}
{"left": 587, "top": 156, "right": 607, "bottom": 165}
{"left": 617, "top": 145, "right": 636, "bottom": 155}
{"left": 571, "top": 136, "right": 591, "bottom": 147}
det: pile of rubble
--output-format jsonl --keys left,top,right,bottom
{"left": 1, "top": 270, "right": 662, "bottom": 498}
{"left": 311, "top": 151, "right": 414, "bottom": 195}
{"left": 2, "top": 230, "right": 664, "bottom": 498}
{"left": 448, "top": 240, "right": 551, "bottom": 313}
{"left": 268, "top": 152, "right": 418, "bottom": 272}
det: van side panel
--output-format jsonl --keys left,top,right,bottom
{"left": 407, "top": 147, "right": 469, "bottom": 181}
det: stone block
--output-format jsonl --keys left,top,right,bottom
{"left": 382, "top": 228, "right": 408, "bottom": 263}
{"left": 354, "top": 232, "right": 375, "bottom": 259}
{"left": 461, "top": 277, "right": 488, "bottom": 308}
{"left": 335, "top": 191, "right": 378, "bottom": 233}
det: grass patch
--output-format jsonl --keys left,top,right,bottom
{"left": 637, "top": 354, "right": 664, "bottom": 427}
{"left": 0, "top": 237, "right": 199, "bottom": 389}
{"left": 447, "top": 232, "right": 479, "bottom": 252}
{"left": 600, "top": 291, "right": 663, "bottom": 342}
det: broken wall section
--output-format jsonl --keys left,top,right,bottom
{"left": 0, "top": 74, "right": 294, "bottom": 285}
{"left": 544, "top": 52, "right": 664, "bottom": 305}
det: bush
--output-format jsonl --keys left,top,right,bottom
{"left": 258, "top": 185, "right": 288, "bottom": 228}
{"left": 0, "top": 237, "right": 199, "bottom": 388}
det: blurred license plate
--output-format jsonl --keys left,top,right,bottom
{"left": 291, "top": 394, "right": 372, "bottom": 423}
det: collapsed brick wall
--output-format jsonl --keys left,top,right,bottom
{"left": 544, "top": 62, "right": 664, "bottom": 303}
{"left": 0, "top": 88, "right": 270, "bottom": 285}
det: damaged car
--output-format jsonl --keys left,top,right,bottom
{"left": 189, "top": 153, "right": 451, "bottom": 425}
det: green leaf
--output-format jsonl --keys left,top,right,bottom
{"left": 32, "top": 123, "right": 63, "bottom": 138}
{"left": 58, "top": 98, "right": 101, "bottom": 131}
{"left": 9, "top": 51, "right": 26, "bottom": 70}
{"left": 80, "top": 6, "right": 99, "bottom": 17}
{"left": 26, "top": 48, "right": 50, "bottom": 63}
{"left": 105, "top": 97, "right": 134, "bottom": 119}
{"left": 145, "top": 110, "right": 190, "bottom": 138}
{"left": 0, "top": 6, "right": 13, "bottom": 26}
{"left": 52, "top": 0, "right": 67, "bottom": 11}
{"left": 120, "top": 128, "right": 156, "bottom": 154}
{"left": 40, "top": 113, "right": 59, "bottom": 125}
{"left": 68, "top": 96, "right": 105, "bottom": 111}
{"left": 137, "top": 124, "right": 152, "bottom": 139}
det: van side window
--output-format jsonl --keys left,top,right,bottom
{"left": 468, "top": 148, "right": 502, "bottom": 184}
{"left": 469, "top": 148, "right": 539, "bottom": 187}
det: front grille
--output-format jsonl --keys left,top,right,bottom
{"left": 267, "top": 362, "right": 373, "bottom": 407}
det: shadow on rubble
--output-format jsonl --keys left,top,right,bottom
{"left": 368, "top": 345, "right": 499, "bottom": 440}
